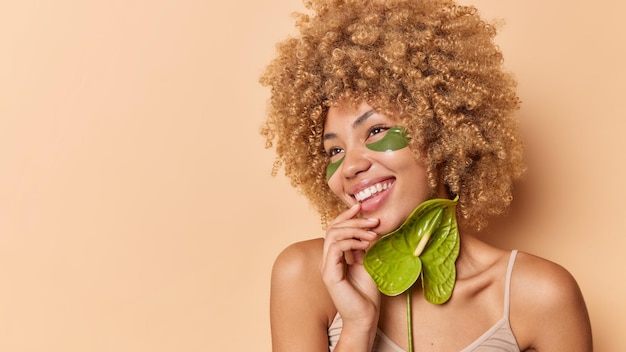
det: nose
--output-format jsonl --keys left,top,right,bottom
{"left": 340, "top": 146, "right": 372, "bottom": 178}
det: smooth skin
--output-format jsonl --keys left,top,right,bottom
{"left": 270, "top": 102, "right": 593, "bottom": 351}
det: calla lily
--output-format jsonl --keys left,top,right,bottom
{"left": 363, "top": 196, "right": 460, "bottom": 304}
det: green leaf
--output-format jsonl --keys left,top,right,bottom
{"left": 363, "top": 197, "right": 460, "bottom": 303}
{"left": 420, "top": 200, "right": 460, "bottom": 304}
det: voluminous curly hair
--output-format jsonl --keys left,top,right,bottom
{"left": 260, "top": 0, "right": 525, "bottom": 232}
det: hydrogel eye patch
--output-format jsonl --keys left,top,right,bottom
{"left": 366, "top": 126, "right": 410, "bottom": 152}
{"left": 325, "top": 126, "right": 410, "bottom": 181}
{"left": 326, "top": 156, "right": 344, "bottom": 181}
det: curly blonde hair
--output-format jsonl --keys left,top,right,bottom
{"left": 260, "top": 0, "right": 525, "bottom": 231}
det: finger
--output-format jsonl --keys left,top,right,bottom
{"left": 324, "top": 237, "right": 370, "bottom": 263}
{"left": 350, "top": 249, "right": 366, "bottom": 264}
{"left": 322, "top": 227, "right": 377, "bottom": 262}
{"left": 344, "top": 250, "right": 354, "bottom": 265}
{"left": 329, "top": 217, "right": 380, "bottom": 231}
{"left": 321, "top": 239, "right": 370, "bottom": 282}
{"left": 326, "top": 226, "right": 378, "bottom": 242}
{"left": 325, "top": 217, "right": 379, "bottom": 247}
{"left": 327, "top": 203, "right": 361, "bottom": 227}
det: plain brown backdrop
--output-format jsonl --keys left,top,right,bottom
{"left": 1, "top": 0, "right": 623, "bottom": 350}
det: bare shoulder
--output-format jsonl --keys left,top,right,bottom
{"left": 270, "top": 238, "right": 335, "bottom": 352}
{"left": 272, "top": 238, "right": 325, "bottom": 279}
{"left": 512, "top": 252, "right": 582, "bottom": 299}
{"left": 274, "top": 238, "right": 324, "bottom": 269}
{"left": 510, "top": 252, "right": 593, "bottom": 351}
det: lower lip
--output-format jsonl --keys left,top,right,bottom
{"left": 359, "top": 184, "right": 393, "bottom": 213}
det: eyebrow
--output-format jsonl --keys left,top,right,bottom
{"left": 352, "top": 109, "right": 375, "bottom": 128}
{"left": 322, "top": 109, "right": 376, "bottom": 142}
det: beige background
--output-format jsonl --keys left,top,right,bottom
{"left": 0, "top": 0, "right": 624, "bottom": 351}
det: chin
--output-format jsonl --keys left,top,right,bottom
{"left": 374, "top": 219, "right": 404, "bottom": 236}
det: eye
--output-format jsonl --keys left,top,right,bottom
{"left": 327, "top": 147, "right": 344, "bottom": 158}
{"left": 368, "top": 125, "right": 390, "bottom": 139}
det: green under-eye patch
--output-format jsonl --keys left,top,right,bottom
{"left": 325, "top": 156, "right": 344, "bottom": 181}
{"left": 366, "top": 126, "right": 410, "bottom": 152}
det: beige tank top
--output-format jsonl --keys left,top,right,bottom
{"left": 328, "top": 250, "right": 520, "bottom": 351}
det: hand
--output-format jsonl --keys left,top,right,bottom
{"left": 321, "top": 203, "right": 381, "bottom": 332}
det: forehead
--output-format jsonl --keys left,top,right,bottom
{"left": 323, "top": 102, "right": 392, "bottom": 131}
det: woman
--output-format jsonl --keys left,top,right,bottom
{"left": 260, "top": 0, "right": 593, "bottom": 351}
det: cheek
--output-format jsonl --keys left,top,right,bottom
{"left": 377, "top": 148, "right": 417, "bottom": 170}
{"left": 379, "top": 150, "right": 430, "bottom": 191}
{"left": 326, "top": 176, "right": 342, "bottom": 197}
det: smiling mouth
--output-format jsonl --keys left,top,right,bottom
{"left": 354, "top": 181, "right": 394, "bottom": 202}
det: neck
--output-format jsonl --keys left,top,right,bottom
{"left": 454, "top": 233, "right": 498, "bottom": 280}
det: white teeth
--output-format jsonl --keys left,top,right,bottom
{"left": 354, "top": 182, "right": 392, "bottom": 202}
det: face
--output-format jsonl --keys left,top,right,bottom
{"left": 323, "top": 101, "right": 432, "bottom": 235}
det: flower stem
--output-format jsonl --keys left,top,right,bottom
{"left": 407, "top": 287, "right": 413, "bottom": 352}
